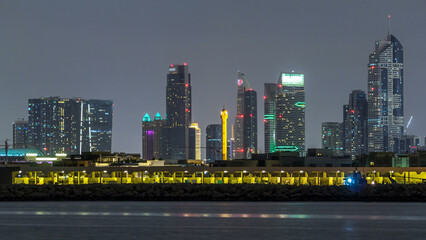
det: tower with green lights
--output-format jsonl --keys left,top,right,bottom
{"left": 142, "top": 113, "right": 166, "bottom": 160}
{"left": 264, "top": 72, "right": 305, "bottom": 153}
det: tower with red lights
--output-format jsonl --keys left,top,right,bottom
{"left": 165, "top": 63, "right": 193, "bottom": 160}
{"left": 367, "top": 26, "right": 404, "bottom": 153}
{"left": 264, "top": 72, "right": 305, "bottom": 154}
{"left": 343, "top": 90, "right": 367, "bottom": 159}
{"left": 234, "top": 71, "right": 257, "bottom": 159}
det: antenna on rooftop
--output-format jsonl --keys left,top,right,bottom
{"left": 387, "top": 13, "right": 391, "bottom": 41}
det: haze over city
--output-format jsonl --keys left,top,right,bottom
{"left": 1, "top": 0, "right": 426, "bottom": 156}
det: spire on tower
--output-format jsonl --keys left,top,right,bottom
{"left": 387, "top": 13, "right": 391, "bottom": 41}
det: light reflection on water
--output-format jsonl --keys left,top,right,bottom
{"left": 1, "top": 202, "right": 426, "bottom": 240}
{"left": 1, "top": 210, "right": 426, "bottom": 221}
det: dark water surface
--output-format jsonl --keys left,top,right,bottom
{"left": 0, "top": 201, "right": 425, "bottom": 240}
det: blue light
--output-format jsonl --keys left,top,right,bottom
{"left": 346, "top": 178, "right": 353, "bottom": 185}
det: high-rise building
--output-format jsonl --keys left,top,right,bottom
{"left": 367, "top": 29, "right": 404, "bottom": 153}
{"left": 189, "top": 122, "right": 201, "bottom": 160}
{"left": 83, "top": 99, "right": 114, "bottom": 153}
{"left": 322, "top": 122, "right": 344, "bottom": 156}
{"left": 206, "top": 124, "right": 221, "bottom": 162}
{"left": 343, "top": 90, "right": 368, "bottom": 159}
{"left": 12, "top": 119, "right": 28, "bottom": 149}
{"left": 142, "top": 113, "right": 166, "bottom": 160}
{"left": 275, "top": 72, "right": 305, "bottom": 152}
{"left": 28, "top": 97, "right": 113, "bottom": 155}
{"left": 234, "top": 72, "right": 257, "bottom": 159}
{"left": 227, "top": 138, "right": 234, "bottom": 160}
{"left": 264, "top": 83, "right": 278, "bottom": 153}
{"left": 229, "top": 123, "right": 235, "bottom": 159}
{"left": 165, "top": 63, "right": 192, "bottom": 160}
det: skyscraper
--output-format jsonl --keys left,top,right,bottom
{"left": 83, "top": 99, "right": 113, "bottom": 153}
{"left": 142, "top": 113, "right": 166, "bottom": 160}
{"left": 206, "top": 124, "right": 221, "bottom": 162}
{"left": 12, "top": 118, "right": 28, "bottom": 149}
{"left": 275, "top": 72, "right": 305, "bottom": 152}
{"left": 234, "top": 72, "right": 257, "bottom": 159}
{"left": 264, "top": 83, "right": 278, "bottom": 153}
{"left": 322, "top": 122, "right": 344, "bottom": 156}
{"left": 343, "top": 90, "right": 368, "bottom": 159}
{"left": 165, "top": 63, "right": 192, "bottom": 160}
{"left": 28, "top": 97, "right": 113, "bottom": 155}
{"left": 189, "top": 122, "right": 201, "bottom": 160}
{"left": 367, "top": 29, "right": 404, "bottom": 153}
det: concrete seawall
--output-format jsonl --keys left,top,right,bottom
{"left": 1, "top": 184, "right": 426, "bottom": 201}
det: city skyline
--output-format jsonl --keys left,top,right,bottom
{"left": 1, "top": 1, "right": 426, "bottom": 156}
{"left": 27, "top": 97, "right": 113, "bottom": 155}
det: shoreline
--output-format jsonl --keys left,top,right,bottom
{"left": 1, "top": 184, "right": 425, "bottom": 202}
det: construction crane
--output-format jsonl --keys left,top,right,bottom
{"left": 0, "top": 139, "right": 11, "bottom": 165}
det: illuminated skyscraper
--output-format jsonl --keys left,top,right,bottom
{"left": 343, "top": 90, "right": 368, "bottom": 159}
{"left": 28, "top": 97, "right": 112, "bottom": 155}
{"left": 206, "top": 124, "right": 221, "bottom": 162}
{"left": 264, "top": 73, "right": 305, "bottom": 153}
{"left": 322, "top": 122, "right": 344, "bottom": 156}
{"left": 189, "top": 122, "right": 201, "bottom": 160}
{"left": 367, "top": 29, "right": 404, "bottom": 152}
{"left": 142, "top": 113, "right": 166, "bottom": 160}
{"left": 264, "top": 83, "right": 278, "bottom": 153}
{"left": 12, "top": 119, "right": 28, "bottom": 149}
{"left": 234, "top": 72, "right": 257, "bottom": 159}
{"left": 165, "top": 63, "right": 192, "bottom": 160}
{"left": 275, "top": 72, "right": 305, "bottom": 152}
{"left": 83, "top": 99, "right": 113, "bottom": 153}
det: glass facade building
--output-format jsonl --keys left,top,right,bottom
{"left": 275, "top": 72, "right": 305, "bottom": 152}
{"left": 12, "top": 119, "right": 28, "bottom": 149}
{"left": 28, "top": 97, "right": 112, "bottom": 155}
{"left": 367, "top": 33, "right": 404, "bottom": 153}
{"left": 264, "top": 83, "right": 278, "bottom": 153}
{"left": 165, "top": 64, "right": 193, "bottom": 160}
{"left": 206, "top": 124, "right": 221, "bottom": 162}
{"left": 234, "top": 72, "right": 257, "bottom": 159}
{"left": 264, "top": 73, "right": 305, "bottom": 153}
{"left": 321, "top": 122, "right": 344, "bottom": 156}
{"left": 343, "top": 90, "right": 368, "bottom": 159}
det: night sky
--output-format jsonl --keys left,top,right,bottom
{"left": 1, "top": 0, "right": 426, "bottom": 156}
